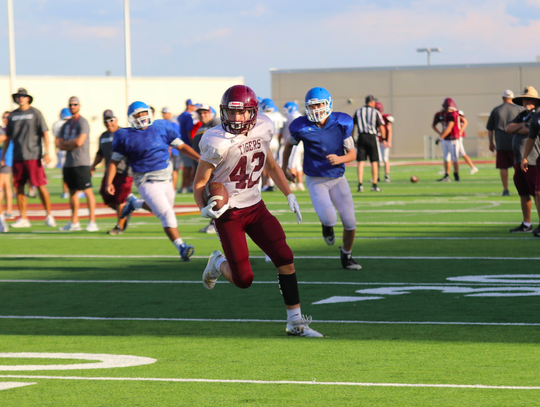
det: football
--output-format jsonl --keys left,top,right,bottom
{"left": 410, "top": 176, "right": 419, "bottom": 183}
{"left": 203, "top": 182, "right": 229, "bottom": 210}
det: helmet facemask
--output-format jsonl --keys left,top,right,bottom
{"left": 305, "top": 99, "right": 332, "bottom": 123}
{"left": 129, "top": 108, "right": 153, "bottom": 129}
{"left": 220, "top": 103, "right": 258, "bottom": 135}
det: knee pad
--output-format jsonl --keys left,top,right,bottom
{"left": 155, "top": 208, "right": 178, "bottom": 228}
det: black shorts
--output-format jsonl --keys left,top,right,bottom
{"left": 356, "top": 133, "right": 380, "bottom": 162}
{"left": 63, "top": 166, "right": 92, "bottom": 191}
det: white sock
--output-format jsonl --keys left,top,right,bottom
{"left": 215, "top": 256, "right": 226, "bottom": 272}
{"left": 173, "top": 238, "right": 184, "bottom": 252}
{"left": 287, "top": 308, "right": 302, "bottom": 323}
{"left": 524, "top": 222, "right": 532, "bottom": 227}
{"left": 341, "top": 247, "right": 351, "bottom": 255}
{"left": 133, "top": 199, "right": 144, "bottom": 209}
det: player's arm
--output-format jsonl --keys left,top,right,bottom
{"left": 90, "top": 153, "right": 103, "bottom": 175}
{"left": 326, "top": 137, "right": 356, "bottom": 165}
{"left": 506, "top": 119, "right": 528, "bottom": 135}
{"left": 460, "top": 116, "right": 468, "bottom": 136}
{"left": 440, "top": 121, "right": 454, "bottom": 139}
{"left": 386, "top": 122, "right": 393, "bottom": 148}
{"left": 61, "top": 132, "right": 88, "bottom": 151}
{"left": 41, "top": 130, "right": 51, "bottom": 164}
{"left": 280, "top": 140, "right": 295, "bottom": 182}
{"left": 0, "top": 138, "right": 9, "bottom": 166}
{"left": 266, "top": 152, "right": 292, "bottom": 195}
{"left": 193, "top": 160, "right": 215, "bottom": 210}
{"left": 176, "top": 143, "right": 200, "bottom": 161}
{"left": 106, "top": 159, "right": 119, "bottom": 195}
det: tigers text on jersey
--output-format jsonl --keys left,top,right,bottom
{"left": 289, "top": 112, "right": 354, "bottom": 178}
{"left": 199, "top": 114, "right": 273, "bottom": 209}
{"left": 112, "top": 119, "right": 183, "bottom": 174}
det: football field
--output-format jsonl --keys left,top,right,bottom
{"left": 1, "top": 163, "right": 539, "bottom": 406}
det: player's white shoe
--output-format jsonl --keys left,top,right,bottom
{"left": 0, "top": 214, "right": 8, "bottom": 233}
{"left": 86, "top": 221, "right": 99, "bottom": 232}
{"left": 59, "top": 222, "right": 82, "bottom": 232}
{"left": 45, "top": 214, "right": 57, "bottom": 227}
{"left": 470, "top": 167, "right": 479, "bottom": 175}
{"left": 11, "top": 218, "right": 31, "bottom": 228}
{"left": 203, "top": 250, "right": 223, "bottom": 290}
{"left": 286, "top": 315, "right": 323, "bottom": 337}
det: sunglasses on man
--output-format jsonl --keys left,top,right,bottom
{"left": 104, "top": 118, "right": 116, "bottom": 123}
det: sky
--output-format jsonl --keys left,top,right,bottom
{"left": 1, "top": 0, "right": 540, "bottom": 98}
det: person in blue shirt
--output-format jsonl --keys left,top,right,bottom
{"left": 106, "top": 101, "right": 200, "bottom": 261}
{"left": 177, "top": 99, "right": 198, "bottom": 193}
{"left": 0, "top": 112, "right": 15, "bottom": 231}
{"left": 281, "top": 87, "right": 361, "bottom": 270}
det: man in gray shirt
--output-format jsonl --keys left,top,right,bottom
{"left": 486, "top": 89, "right": 524, "bottom": 196}
{"left": 57, "top": 96, "right": 98, "bottom": 232}
{"left": 1, "top": 88, "right": 56, "bottom": 229}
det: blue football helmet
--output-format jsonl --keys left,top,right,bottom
{"left": 261, "top": 98, "right": 277, "bottom": 112}
{"left": 127, "top": 101, "right": 153, "bottom": 129}
{"left": 283, "top": 101, "right": 299, "bottom": 115}
{"left": 305, "top": 87, "right": 332, "bottom": 123}
{"left": 60, "top": 107, "right": 72, "bottom": 120}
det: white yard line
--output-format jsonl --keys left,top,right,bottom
{"left": 0, "top": 315, "right": 539, "bottom": 326}
{"left": 0, "top": 374, "right": 538, "bottom": 390}
{"left": 1, "top": 254, "right": 539, "bottom": 260}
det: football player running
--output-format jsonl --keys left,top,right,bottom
{"left": 193, "top": 85, "right": 322, "bottom": 337}
{"left": 106, "top": 102, "right": 200, "bottom": 261}
{"left": 281, "top": 87, "right": 362, "bottom": 271}
{"left": 282, "top": 101, "right": 305, "bottom": 191}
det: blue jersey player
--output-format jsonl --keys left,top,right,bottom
{"left": 106, "top": 102, "right": 200, "bottom": 261}
{"left": 281, "top": 87, "right": 361, "bottom": 270}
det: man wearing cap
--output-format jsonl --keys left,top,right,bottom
{"left": 177, "top": 99, "right": 198, "bottom": 193}
{"left": 508, "top": 87, "right": 540, "bottom": 236}
{"left": 352, "top": 95, "right": 385, "bottom": 192}
{"left": 91, "top": 110, "right": 133, "bottom": 235}
{"left": 432, "top": 98, "right": 462, "bottom": 182}
{"left": 1, "top": 88, "right": 56, "bottom": 229}
{"left": 57, "top": 96, "right": 98, "bottom": 232}
{"left": 487, "top": 90, "right": 525, "bottom": 196}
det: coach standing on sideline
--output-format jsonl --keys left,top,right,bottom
{"left": 353, "top": 95, "right": 385, "bottom": 192}
{"left": 57, "top": 96, "right": 98, "bottom": 232}
{"left": 1, "top": 88, "right": 56, "bottom": 229}
{"left": 487, "top": 90, "right": 524, "bottom": 196}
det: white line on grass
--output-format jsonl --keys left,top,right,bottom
{"left": 1, "top": 254, "right": 539, "bottom": 260}
{"left": 0, "top": 315, "right": 539, "bottom": 326}
{"left": 1, "top": 280, "right": 539, "bottom": 287}
{"left": 0, "top": 374, "right": 538, "bottom": 390}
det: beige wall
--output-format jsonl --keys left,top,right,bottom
{"left": 1, "top": 75, "right": 243, "bottom": 167}
{"left": 271, "top": 63, "right": 540, "bottom": 158}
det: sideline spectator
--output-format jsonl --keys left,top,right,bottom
{"left": 57, "top": 96, "right": 98, "bottom": 232}
{"left": 90, "top": 110, "right": 133, "bottom": 235}
{"left": 487, "top": 90, "right": 524, "bottom": 195}
{"left": 108, "top": 101, "right": 200, "bottom": 261}
{"left": 432, "top": 98, "right": 461, "bottom": 182}
{"left": 374, "top": 102, "right": 394, "bottom": 182}
{"left": 506, "top": 87, "right": 540, "bottom": 234}
{"left": 1, "top": 88, "right": 56, "bottom": 228}
{"left": 1, "top": 111, "right": 14, "bottom": 221}
{"left": 177, "top": 99, "right": 198, "bottom": 193}
{"left": 194, "top": 85, "right": 322, "bottom": 337}
{"left": 52, "top": 107, "right": 72, "bottom": 198}
{"left": 353, "top": 95, "right": 384, "bottom": 192}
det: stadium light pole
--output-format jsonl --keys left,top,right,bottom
{"left": 124, "top": 0, "right": 132, "bottom": 116}
{"left": 7, "top": 0, "right": 17, "bottom": 108}
{"left": 417, "top": 47, "right": 441, "bottom": 66}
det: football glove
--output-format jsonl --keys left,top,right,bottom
{"left": 435, "top": 138, "right": 441, "bottom": 145}
{"left": 201, "top": 200, "right": 230, "bottom": 220}
{"left": 287, "top": 193, "right": 302, "bottom": 224}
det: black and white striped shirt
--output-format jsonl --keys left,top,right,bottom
{"left": 353, "top": 106, "right": 383, "bottom": 135}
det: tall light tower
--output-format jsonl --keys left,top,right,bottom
{"left": 124, "top": 0, "right": 132, "bottom": 114}
{"left": 7, "top": 0, "right": 17, "bottom": 108}
{"left": 417, "top": 47, "right": 441, "bottom": 66}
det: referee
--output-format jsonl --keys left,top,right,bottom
{"left": 353, "top": 95, "right": 385, "bottom": 192}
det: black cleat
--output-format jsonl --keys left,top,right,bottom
{"left": 340, "top": 247, "right": 362, "bottom": 270}
{"left": 509, "top": 223, "right": 533, "bottom": 233}
{"left": 322, "top": 225, "right": 335, "bottom": 246}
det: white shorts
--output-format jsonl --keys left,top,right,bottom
{"left": 380, "top": 145, "right": 390, "bottom": 163}
{"left": 306, "top": 175, "right": 356, "bottom": 231}
{"left": 458, "top": 138, "right": 467, "bottom": 157}
{"left": 442, "top": 139, "right": 459, "bottom": 163}
{"left": 289, "top": 142, "right": 304, "bottom": 172}
{"left": 137, "top": 180, "right": 177, "bottom": 228}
